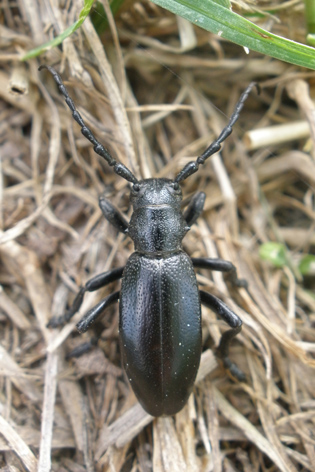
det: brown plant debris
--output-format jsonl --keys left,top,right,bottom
{"left": 1, "top": 0, "right": 315, "bottom": 471}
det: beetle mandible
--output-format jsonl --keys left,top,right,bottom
{"left": 40, "top": 65, "right": 254, "bottom": 416}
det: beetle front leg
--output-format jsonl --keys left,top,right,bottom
{"left": 99, "top": 194, "right": 129, "bottom": 234}
{"left": 192, "top": 257, "right": 247, "bottom": 288}
{"left": 199, "top": 290, "right": 245, "bottom": 380}
{"left": 183, "top": 192, "right": 206, "bottom": 227}
{"left": 48, "top": 267, "right": 124, "bottom": 327}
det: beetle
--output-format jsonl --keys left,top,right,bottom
{"left": 40, "top": 65, "right": 254, "bottom": 416}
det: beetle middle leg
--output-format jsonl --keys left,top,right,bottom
{"left": 48, "top": 266, "right": 124, "bottom": 327}
{"left": 200, "top": 290, "right": 245, "bottom": 380}
{"left": 184, "top": 194, "right": 247, "bottom": 288}
{"left": 192, "top": 257, "right": 247, "bottom": 288}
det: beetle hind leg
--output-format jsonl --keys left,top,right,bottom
{"left": 65, "top": 291, "right": 119, "bottom": 359}
{"left": 66, "top": 336, "right": 99, "bottom": 360}
{"left": 76, "top": 291, "right": 119, "bottom": 333}
{"left": 200, "top": 290, "right": 245, "bottom": 381}
{"left": 48, "top": 267, "right": 124, "bottom": 328}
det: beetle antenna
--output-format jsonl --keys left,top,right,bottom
{"left": 174, "top": 82, "right": 257, "bottom": 183}
{"left": 39, "top": 65, "right": 138, "bottom": 185}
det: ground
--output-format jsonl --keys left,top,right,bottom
{"left": 0, "top": 1, "right": 315, "bottom": 471}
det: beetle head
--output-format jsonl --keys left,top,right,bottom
{"left": 130, "top": 178, "right": 182, "bottom": 209}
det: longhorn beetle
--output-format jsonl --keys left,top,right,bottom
{"left": 40, "top": 65, "right": 254, "bottom": 417}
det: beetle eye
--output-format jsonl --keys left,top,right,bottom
{"left": 132, "top": 183, "right": 146, "bottom": 197}
{"left": 168, "top": 182, "right": 181, "bottom": 194}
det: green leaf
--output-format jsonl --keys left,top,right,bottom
{"left": 90, "top": 1, "right": 108, "bottom": 35}
{"left": 91, "top": 0, "right": 126, "bottom": 35}
{"left": 212, "top": 0, "right": 230, "bottom": 8}
{"left": 259, "top": 242, "right": 288, "bottom": 268}
{"left": 299, "top": 255, "right": 315, "bottom": 275}
{"left": 151, "top": 0, "right": 315, "bottom": 70}
{"left": 21, "top": 0, "right": 95, "bottom": 61}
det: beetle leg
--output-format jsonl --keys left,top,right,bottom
{"left": 48, "top": 267, "right": 124, "bottom": 327}
{"left": 76, "top": 291, "right": 119, "bottom": 333}
{"left": 199, "top": 290, "right": 245, "bottom": 380}
{"left": 67, "top": 291, "right": 120, "bottom": 359}
{"left": 66, "top": 336, "right": 99, "bottom": 359}
{"left": 183, "top": 192, "right": 206, "bottom": 227}
{"left": 99, "top": 194, "right": 129, "bottom": 234}
{"left": 192, "top": 257, "right": 247, "bottom": 288}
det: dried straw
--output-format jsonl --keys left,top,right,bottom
{"left": 1, "top": 0, "right": 315, "bottom": 471}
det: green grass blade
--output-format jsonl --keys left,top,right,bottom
{"left": 151, "top": 0, "right": 315, "bottom": 70}
{"left": 21, "top": 0, "right": 95, "bottom": 61}
{"left": 305, "top": 0, "right": 315, "bottom": 35}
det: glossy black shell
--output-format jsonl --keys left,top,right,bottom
{"left": 40, "top": 67, "right": 249, "bottom": 419}
{"left": 119, "top": 251, "right": 201, "bottom": 416}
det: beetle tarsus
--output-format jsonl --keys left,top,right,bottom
{"left": 200, "top": 290, "right": 245, "bottom": 380}
{"left": 47, "top": 314, "right": 67, "bottom": 328}
{"left": 226, "top": 269, "right": 248, "bottom": 289}
{"left": 66, "top": 337, "right": 99, "bottom": 360}
{"left": 221, "top": 356, "right": 246, "bottom": 382}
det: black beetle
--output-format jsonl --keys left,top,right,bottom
{"left": 40, "top": 65, "right": 254, "bottom": 416}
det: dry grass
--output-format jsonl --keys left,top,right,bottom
{"left": 1, "top": 0, "right": 315, "bottom": 471}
